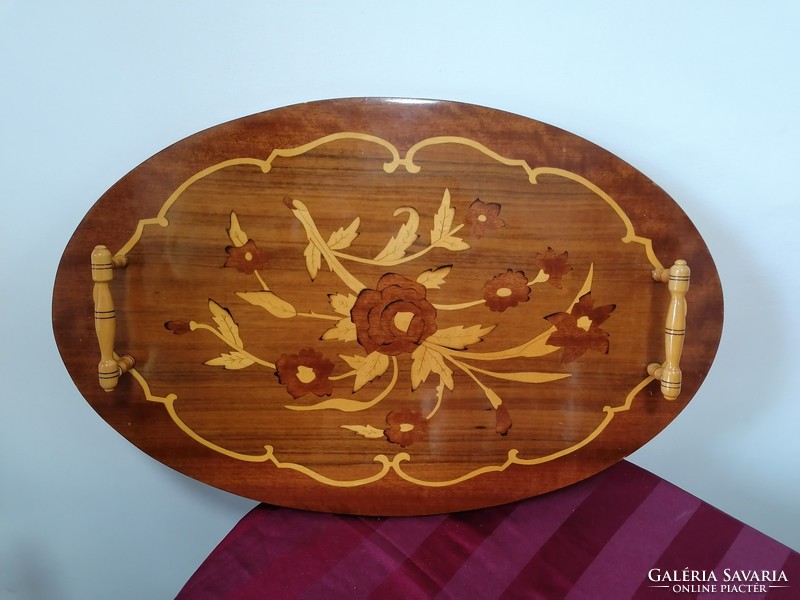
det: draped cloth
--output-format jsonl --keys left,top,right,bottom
{"left": 177, "top": 461, "right": 798, "bottom": 599}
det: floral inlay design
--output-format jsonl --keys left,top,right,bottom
{"left": 169, "top": 187, "right": 616, "bottom": 449}
{"left": 165, "top": 320, "right": 192, "bottom": 335}
{"left": 466, "top": 198, "right": 505, "bottom": 236}
{"left": 545, "top": 293, "right": 616, "bottom": 364}
{"left": 224, "top": 239, "right": 270, "bottom": 274}
{"left": 535, "top": 247, "right": 573, "bottom": 289}
{"left": 482, "top": 270, "right": 532, "bottom": 312}
{"left": 351, "top": 273, "right": 438, "bottom": 356}
{"left": 275, "top": 348, "right": 335, "bottom": 399}
{"left": 104, "top": 131, "right": 680, "bottom": 491}
{"left": 384, "top": 409, "right": 428, "bottom": 447}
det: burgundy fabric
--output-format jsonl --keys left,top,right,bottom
{"left": 176, "top": 462, "right": 799, "bottom": 599}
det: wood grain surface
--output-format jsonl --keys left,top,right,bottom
{"left": 52, "top": 98, "right": 723, "bottom": 515}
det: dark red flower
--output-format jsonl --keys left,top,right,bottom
{"left": 351, "top": 273, "right": 438, "bottom": 356}
{"left": 544, "top": 293, "right": 616, "bottom": 363}
{"left": 466, "top": 199, "right": 505, "bottom": 236}
{"left": 534, "top": 247, "right": 572, "bottom": 289}
{"left": 224, "top": 239, "right": 269, "bottom": 274}
{"left": 572, "top": 292, "right": 615, "bottom": 327}
{"left": 495, "top": 404, "right": 512, "bottom": 435}
{"left": 164, "top": 320, "right": 192, "bottom": 335}
{"left": 275, "top": 348, "right": 335, "bottom": 399}
{"left": 482, "top": 270, "right": 531, "bottom": 312}
{"left": 384, "top": 409, "right": 429, "bottom": 447}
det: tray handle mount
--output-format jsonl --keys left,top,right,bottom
{"left": 92, "top": 245, "right": 134, "bottom": 392}
{"left": 648, "top": 260, "right": 690, "bottom": 401}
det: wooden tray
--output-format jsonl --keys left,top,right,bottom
{"left": 52, "top": 98, "right": 723, "bottom": 515}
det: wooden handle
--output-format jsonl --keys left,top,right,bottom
{"left": 648, "top": 260, "right": 690, "bottom": 400}
{"left": 92, "top": 245, "right": 134, "bottom": 391}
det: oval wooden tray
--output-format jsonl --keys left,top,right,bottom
{"left": 53, "top": 98, "right": 723, "bottom": 515}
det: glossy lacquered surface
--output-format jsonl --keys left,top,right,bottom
{"left": 52, "top": 98, "right": 723, "bottom": 515}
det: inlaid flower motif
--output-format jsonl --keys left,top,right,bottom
{"left": 482, "top": 270, "right": 531, "bottom": 312}
{"left": 495, "top": 404, "right": 512, "bottom": 435}
{"left": 164, "top": 320, "right": 192, "bottom": 335}
{"left": 571, "top": 292, "right": 615, "bottom": 327}
{"left": 275, "top": 348, "right": 335, "bottom": 399}
{"left": 466, "top": 199, "right": 505, "bottom": 236}
{"left": 224, "top": 239, "right": 269, "bottom": 274}
{"left": 384, "top": 409, "right": 428, "bottom": 447}
{"left": 351, "top": 273, "right": 438, "bottom": 356}
{"left": 544, "top": 293, "right": 616, "bottom": 363}
{"left": 535, "top": 247, "right": 572, "bottom": 289}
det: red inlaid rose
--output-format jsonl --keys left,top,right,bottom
{"left": 351, "top": 273, "right": 438, "bottom": 356}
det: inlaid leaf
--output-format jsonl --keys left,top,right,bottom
{"left": 339, "top": 353, "right": 366, "bottom": 370}
{"left": 303, "top": 241, "right": 322, "bottom": 280}
{"left": 227, "top": 212, "right": 248, "bottom": 247}
{"left": 204, "top": 351, "right": 254, "bottom": 370}
{"left": 287, "top": 396, "right": 383, "bottom": 413}
{"left": 321, "top": 318, "right": 357, "bottom": 342}
{"left": 374, "top": 207, "right": 419, "bottom": 262}
{"left": 410, "top": 345, "right": 454, "bottom": 391}
{"left": 236, "top": 291, "right": 297, "bottom": 319}
{"left": 326, "top": 217, "right": 360, "bottom": 250}
{"left": 469, "top": 366, "right": 570, "bottom": 384}
{"left": 435, "top": 235, "right": 470, "bottom": 252}
{"left": 426, "top": 324, "right": 495, "bottom": 350}
{"left": 416, "top": 265, "right": 452, "bottom": 290}
{"left": 286, "top": 196, "right": 369, "bottom": 294}
{"left": 353, "top": 351, "right": 390, "bottom": 392}
{"left": 340, "top": 424, "right": 385, "bottom": 439}
{"left": 431, "top": 188, "right": 454, "bottom": 244}
{"left": 329, "top": 293, "right": 357, "bottom": 316}
{"left": 208, "top": 299, "right": 243, "bottom": 347}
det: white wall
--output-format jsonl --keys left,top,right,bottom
{"left": 1, "top": 1, "right": 798, "bottom": 598}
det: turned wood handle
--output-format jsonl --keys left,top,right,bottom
{"left": 648, "top": 260, "right": 690, "bottom": 400}
{"left": 92, "top": 245, "right": 134, "bottom": 391}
